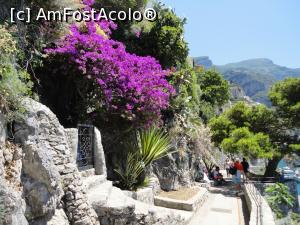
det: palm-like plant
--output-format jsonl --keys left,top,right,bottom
{"left": 115, "top": 127, "right": 172, "bottom": 190}
{"left": 139, "top": 127, "right": 172, "bottom": 166}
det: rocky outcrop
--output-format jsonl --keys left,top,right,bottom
{"left": 193, "top": 56, "right": 213, "bottom": 68}
{"left": 152, "top": 151, "right": 195, "bottom": 191}
{"left": 13, "top": 99, "right": 99, "bottom": 225}
{"left": 230, "top": 85, "right": 246, "bottom": 100}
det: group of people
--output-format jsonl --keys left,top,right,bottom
{"left": 226, "top": 158, "right": 249, "bottom": 191}
{"left": 210, "top": 158, "right": 250, "bottom": 192}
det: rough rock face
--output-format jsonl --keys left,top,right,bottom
{"left": 230, "top": 85, "right": 246, "bottom": 100}
{"left": 14, "top": 99, "right": 99, "bottom": 225}
{"left": 65, "top": 128, "right": 78, "bottom": 164}
{"left": 0, "top": 140, "right": 28, "bottom": 225}
{"left": 193, "top": 56, "right": 213, "bottom": 68}
{"left": 0, "top": 182, "right": 28, "bottom": 225}
{"left": 152, "top": 152, "right": 195, "bottom": 191}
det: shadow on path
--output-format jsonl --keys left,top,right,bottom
{"left": 189, "top": 179, "right": 250, "bottom": 225}
{"left": 209, "top": 180, "right": 250, "bottom": 225}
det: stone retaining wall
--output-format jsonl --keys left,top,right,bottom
{"left": 243, "top": 183, "right": 276, "bottom": 225}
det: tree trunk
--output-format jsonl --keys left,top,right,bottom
{"left": 264, "top": 156, "right": 283, "bottom": 177}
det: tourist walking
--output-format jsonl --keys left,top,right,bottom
{"left": 241, "top": 157, "right": 249, "bottom": 182}
{"left": 233, "top": 158, "right": 243, "bottom": 194}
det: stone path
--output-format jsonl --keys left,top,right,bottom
{"left": 188, "top": 178, "right": 249, "bottom": 225}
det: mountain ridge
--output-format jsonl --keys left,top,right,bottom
{"left": 193, "top": 57, "right": 300, "bottom": 105}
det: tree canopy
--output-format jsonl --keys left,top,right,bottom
{"left": 106, "top": 2, "right": 189, "bottom": 69}
{"left": 197, "top": 70, "right": 230, "bottom": 107}
{"left": 269, "top": 77, "right": 300, "bottom": 127}
{"left": 209, "top": 102, "right": 276, "bottom": 158}
{"left": 209, "top": 78, "right": 300, "bottom": 176}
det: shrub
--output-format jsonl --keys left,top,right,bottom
{"left": 265, "top": 182, "right": 295, "bottom": 219}
{"left": 197, "top": 69, "right": 230, "bottom": 107}
{"left": 0, "top": 26, "right": 32, "bottom": 121}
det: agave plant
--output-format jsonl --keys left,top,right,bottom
{"left": 115, "top": 127, "right": 172, "bottom": 190}
{"left": 138, "top": 127, "right": 172, "bottom": 166}
{"left": 114, "top": 151, "right": 144, "bottom": 190}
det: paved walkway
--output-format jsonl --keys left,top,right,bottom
{"left": 189, "top": 174, "right": 249, "bottom": 225}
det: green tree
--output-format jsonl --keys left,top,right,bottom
{"left": 269, "top": 78, "right": 300, "bottom": 127}
{"left": 221, "top": 127, "right": 273, "bottom": 158}
{"left": 106, "top": 2, "right": 189, "bottom": 69}
{"left": 209, "top": 102, "right": 281, "bottom": 175}
{"left": 209, "top": 94, "right": 300, "bottom": 176}
{"left": 266, "top": 78, "right": 300, "bottom": 176}
{"left": 197, "top": 70, "right": 230, "bottom": 107}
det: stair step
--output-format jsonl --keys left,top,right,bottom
{"left": 106, "top": 187, "right": 135, "bottom": 208}
{"left": 83, "top": 175, "right": 107, "bottom": 191}
{"left": 80, "top": 168, "right": 95, "bottom": 177}
{"left": 86, "top": 181, "right": 194, "bottom": 224}
{"left": 87, "top": 181, "right": 113, "bottom": 207}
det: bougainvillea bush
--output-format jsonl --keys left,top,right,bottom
{"left": 46, "top": 12, "right": 174, "bottom": 126}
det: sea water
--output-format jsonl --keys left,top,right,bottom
{"left": 278, "top": 159, "right": 300, "bottom": 199}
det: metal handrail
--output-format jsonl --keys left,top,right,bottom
{"left": 245, "top": 181, "right": 263, "bottom": 225}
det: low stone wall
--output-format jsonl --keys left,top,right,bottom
{"left": 154, "top": 187, "right": 208, "bottom": 212}
{"left": 123, "top": 177, "right": 161, "bottom": 205}
{"left": 123, "top": 187, "right": 154, "bottom": 205}
{"left": 243, "top": 183, "right": 276, "bottom": 225}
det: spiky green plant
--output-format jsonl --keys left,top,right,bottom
{"left": 115, "top": 127, "right": 172, "bottom": 190}
{"left": 138, "top": 127, "right": 172, "bottom": 166}
{"left": 114, "top": 152, "right": 144, "bottom": 190}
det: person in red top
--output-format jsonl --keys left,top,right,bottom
{"left": 233, "top": 158, "right": 243, "bottom": 192}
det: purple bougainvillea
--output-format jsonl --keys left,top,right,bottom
{"left": 46, "top": 14, "right": 174, "bottom": 126}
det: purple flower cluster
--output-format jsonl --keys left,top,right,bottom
{"left": 46, "top": 20, "right": 174, "bottom": 126}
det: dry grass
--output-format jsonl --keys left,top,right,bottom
{"left": 158, "top": 187, "right": 200, "bottom": 201}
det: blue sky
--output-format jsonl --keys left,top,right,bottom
{"left": 160, "top": 0, "right": 300, "bottom": 68}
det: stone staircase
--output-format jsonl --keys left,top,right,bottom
{"left": 81, "top": 171, "right": 194, "bottom": 225}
